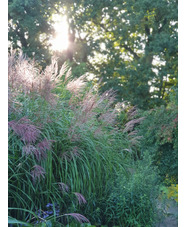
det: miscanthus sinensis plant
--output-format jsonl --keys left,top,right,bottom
{"left": 8, "top": 50, "right": 160, "bottom": 226}
{"left": 8, "top": 51, "right": 91, "bottom": 225}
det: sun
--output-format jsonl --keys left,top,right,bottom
{"left": 50, "top": 15, "right": 69, "bottom": 52}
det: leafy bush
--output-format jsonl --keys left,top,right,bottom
{"left": 99, "top": 152, "right": 160, "bottom": 226}
{"left": 135, "top": 100, "right": 178, "bottom": 184}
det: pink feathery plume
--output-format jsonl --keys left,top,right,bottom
{"left": 31, "top": 165, "right": 46, "bottom": 183}
{"left": 74, "top": 192, "right": 87, "bottom": 205}
{"left": 64, "top": 213, "right": 90, "bottom": 224}
{"left": 8, "top": 117, "right": 40, "bottom": 143}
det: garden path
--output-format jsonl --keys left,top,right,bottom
{"left": 156, "top": 199, "right": 178, "bottom": 227}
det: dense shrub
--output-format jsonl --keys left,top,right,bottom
{"left": 135, "top": 98, "right": 178, "bottom": 184}
{"left": 99, "top": 152, "right": 160, "bottom": 226}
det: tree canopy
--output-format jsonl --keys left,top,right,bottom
{"left": 8, "top": 0, "right": 178, "bottom": 109}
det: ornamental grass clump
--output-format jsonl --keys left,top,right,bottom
{"left": 8, "top": 50, "right": 160, "bottom": 226}
{"left": 8, "top": 51, "right": 90, "bottom": 225}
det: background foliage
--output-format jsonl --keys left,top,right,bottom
{"left": 136, "top": 92, "right": 178, "bottom": 183}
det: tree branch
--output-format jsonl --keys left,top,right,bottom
{"left": 120, "top": 43, "right": 140, "bottom": 60}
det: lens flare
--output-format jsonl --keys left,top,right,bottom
{"left": 50, "top": 15, "right": 69, "bottom": 51}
